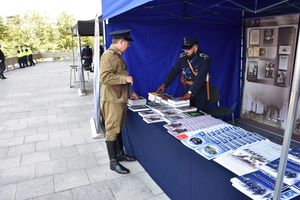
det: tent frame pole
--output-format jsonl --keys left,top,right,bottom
{"left": 273, "top": 28, "right": 300, "bottom": 199}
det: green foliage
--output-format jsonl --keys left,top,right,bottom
{"left": 0, "top": 12, "right": 81, "bottom": 57}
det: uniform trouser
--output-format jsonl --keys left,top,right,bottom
{"left": 28, "top": 55, "right": 35, "bottom": 66}
{"left": 0, "top": 62, "right": 5, "bottom": 77}
{"left": 100, "top": 101, "right": 127, "bottom": 141}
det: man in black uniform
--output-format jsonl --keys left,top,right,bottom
{"left": 81, "top": 44, "right": 93, "bottom": 71}
{"left": 157, "top": 37, "right": 210, "bottom": 111}
{"left": 0, "top": 44, "right": 7, "bottom": 79}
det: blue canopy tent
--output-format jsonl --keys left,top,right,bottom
{"left": 100, "top": 0, "right": 300, "bottom": 199}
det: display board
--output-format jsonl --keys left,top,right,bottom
{"left": 241, "top": 14, "right": 299, "bottom": 139}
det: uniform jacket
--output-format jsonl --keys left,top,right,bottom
{"left": 100, "top": 44, "right": 130, "bottom": 103}
{"left": 0, "top": 49, "right": 5, "bottom": 63}
{"left": 164, "top": 50, "right": 210, "bottom": 95}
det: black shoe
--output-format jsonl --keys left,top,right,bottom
{"left": 0, "top": 76, "right": 6, "bottom": 79}
{"left": 118, "top": 153, "right": 136, "bottom": 162}
{"left": 110, "top": 159, "right": 130, "bottom": 174}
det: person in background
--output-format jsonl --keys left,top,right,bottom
{"left": 99, "top": 29, "right": 138, "bottom": 174}
{"left": 25, "top": 46, "right": 35, "bottom": 66}
{"left": 156, "top": 37, "right": 210, "bottom": 111}
{"left": 0, "top": 44, "right": 7, "bottom": 79}
{"left": 82, "top": 44, "right": 93, "bottom": 70}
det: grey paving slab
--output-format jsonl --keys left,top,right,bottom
{"left": 93, "top": 151, "right": 109, "bottom": 166}
{"left": 0, "top": 184, "right": 17, "bottom": 200}
{"left": 0, "top": 132, "right": 14, "bottom": 139}
{"left": 0, "top": 164, "right": 35, "bottom": 185}
{"left": 14, "top": 128, "right": 37, "bottom": 137}
{"left": 137, "top": 171, "right": 164, "bottom": 196}
{"left": 0, "top": 156, "right": 21, "bottom": 169}
{"left": 0, "top": 147, "right": 8, "bottom": 159}
{"left": 21, "top": 151, "right": 50, "bottom": 166}
{"left": 15, "top": 176, "right": 54, "bottom": 200}
{"left": 106, "top": 173, "right": 154, "bottom": 200}
{"left": 36, "top": 159, "right": 68, "bottom": 177}
{"left": 71, "top": 182, "right": 115, "bottom": 200}
{"left": 7, "top": 143, "right": 35, "bottom": 156}
{"left": 48, "top": 130, "right": 71, "bottom": 140}
{"left": 66, "top": 155, "right": 98, "bottom": 171}
{"left": 76, "top": 141, "right": 105, "bottom": 155}
{"left": 37, "top": 125, "right": 60, "bottom": 134}
{"left": 33, "top": 190, "right": 73, "bottom": 200}
{"left": 36, "top": 139, "right": 61, "bottom": 151}
{"left": 0, "top": 137, "right": 24, "bottom": 147}
{"left": 53, "top": 169, "right": 90, "bottom": 192}
{"left": 25, "top": 133, "right": 48, "bottom": 143}
{"left": 85, "top": 165, "right": 121, "bottom": 183}
{"left": 50, "top": 146, "right": 79, "bottom": 160}
{"left": 145, "top": 193, "right": 171, "bottom": 200}
{"left": 61, "top": 135, "right": 86, "bottom": 147}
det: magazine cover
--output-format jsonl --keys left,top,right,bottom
{"left": 128, "top": 105, "right": 150, "bottom": 112}
{"left": 262, "top": 158, "right": 300, "bottom": 185}
{"left": 231, "top": 170, "right": 288, "bottom": 200}
{"left": 181, "top": 131, "right": 210, "bottom": 149}
{"left": 194, "top": 140, "right": 230, "bottom": 160}
{"left": 288, "top": 147, "right": 300, "bottom": 163}
{"left": 143, "top": 115, "right": 165, "bottom": 124}
{"left": 138, "top": 110, "right": 157, "bottom": 117}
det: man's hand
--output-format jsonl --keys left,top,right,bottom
{"left": 156, "top": 84, "right": 165, "bottom": 94}
{"left": 126, "top": 76, "right": 133, "bottom": 85}
{"left": 180, "top": 93, "right": 192, "bottom": 100}
{"left": 130, "top": 92, "right": 139, "bottom": 100}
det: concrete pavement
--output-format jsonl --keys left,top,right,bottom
{"left": 0, "top": 61, "right": 170, "bottom": 200}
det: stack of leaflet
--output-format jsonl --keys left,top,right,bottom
{"left": 214, "top": 139, "right": 281, "bottom": 176}
{"left": 230, "top": 170, "right": 291, "bottom": 200}
{"left": 128, "top": 96, "right": 147, "bottom": 106}
{"left": 148, "top": 92, "right": 159, "bottom": 102}
{"left": 177, "top": 124, "right": 265, "bottom": 160}
{"left": 175, "top": 106, "right": 197, "bottom": 113}
{"left": 163, "top": 115, "right": 225, "bottom": 136}
{"left": 128, "top": 105, "right": 150, "bottom": 112}
{"left": 167, "top": 97, "right": 190, "bottom": 108}
{"left": 229, "top": 146, "right": 300, "bottom": 200}
{"left": 143, "top": 114, "right": 165, "bottom": 124}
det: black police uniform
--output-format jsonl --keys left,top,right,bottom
{"left": 0, "top": 48, "right": 6, "bottom": 79}
{"left": 164, "top": 49, "right": 210, "bottom": 111}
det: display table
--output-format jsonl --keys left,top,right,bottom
{"left": 122, "top": 111, "right": 250, "bottom": 200}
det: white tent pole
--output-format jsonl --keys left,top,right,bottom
{"left": 103, "top": 19, "right": 108, "bottom": 50}
{"left": 273, "top": 28, "right": 300, "bottom": 199}
{"left": 93, "top": 16, "right": 100, "bottom": 134}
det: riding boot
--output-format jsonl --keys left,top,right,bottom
{"left": 116, "top": 134, "right": 136, "bottom": 162}
{"left": 106, "top": 140, "right": 130, "bottom": 174}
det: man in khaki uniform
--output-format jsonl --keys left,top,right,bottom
{"left": 100, "top": 29, "right": 137, "bottom": 174}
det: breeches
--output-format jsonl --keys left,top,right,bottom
{"left": 100, "top": 101, "right": 127, "bottom": 141}
{"left": 0, "top": 62, "right": 5, "bottom": 75}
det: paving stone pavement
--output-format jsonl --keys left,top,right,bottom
{"left": 0, "top": 62, "right": 170, "bottom": 200}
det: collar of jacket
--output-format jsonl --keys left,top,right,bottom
{"left": 109, "top": 44, "right": 122, "bottom": 55}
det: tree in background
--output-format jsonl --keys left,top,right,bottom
{"left": 0, "top": 12, "right": 77, "bottom": 57}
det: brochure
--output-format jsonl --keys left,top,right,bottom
{"left": 142, "top": 115, "right": 165, "bottom": 124}
{"left": 138, "top": 110, "right": 157, "bottom": 117}
{"left": 175, "top": 106, "right": 197, "bottom": 113}
{"left": 128, "top": 96, "right": 147, "bottom": 106}
{"left": 128, "top": 105, "right": 150, "bottom": 112}
{"left": 231, "top": 170, "right": 288, "bottom": 200}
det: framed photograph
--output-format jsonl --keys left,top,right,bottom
{"left": 276, "top": 70, "right": 287, "bottom": 87}
{"left": 264, "top": 62, "right": 275, "bottom": 78}
{"left": 249, "top": 29, "right": 260, "bottom": 45}
{"left": 259, "top": 48, "right": 266, "bottom": 57}
{"left": 279, "top": 46, "right": 291, "bottom": 54}
{"left": 279, "top": 55, "right": 289, "bottom": 70}
{"left": 247, "top": 47, "right": 260, "bottom": 57}
{"left": 263, "top": 29, "right": 275, "bottom": 44}
{"left": 247, "top": 60, "right": 258, "bottom": 81}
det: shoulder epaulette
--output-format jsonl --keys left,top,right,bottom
{"left": 199, "top": 52, "right": 209, "bottom": 59}
{"left": 179, "top": 53, "right": 187, "bottom": 59}
{"left": 106, "top": 49, "right": 115, "bottom": 55}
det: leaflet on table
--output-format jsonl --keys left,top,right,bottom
{"left": 138, "top": 110, "right": 157, "bottom": 117}
{"left": 289, "top": 147, "right": 300, "bottom": 163}
{"left": 142, "top": 114, "right": 165, "bottom": 124}
{"left": 128, "top": 105, "right": 150, "bottom": 112}
{"left": 270, "top": 187, "right": 300, "bottom": 200}
{"left": 194, "top": 139, "right": 231, "bottom": 160}
{"left": 181, "top": 131, "right": 213, "bottom": 149}
{"left": 168, "top": 128, "right": 189, "bottom": 137}
{"left": 261, "top": 158, "right": 300, "bottom": 186}
{"left": 162, "top": 114, "right": 187, "bottom": 123}
{"left": 231, "top": 170, "right": 289, "bottom": 200}
{"left": 146, "top": 101, "right": 162, "bottom": 108}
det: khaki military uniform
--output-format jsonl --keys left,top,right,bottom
{"left": 100, "top": 44, "right": 130, "bottom": 141}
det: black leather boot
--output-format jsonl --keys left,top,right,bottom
{"left": 106, "top": 140, "right": 130, "bottom": 174}
{"left": 116, "top": 134, "right": 136, "bottom": 162}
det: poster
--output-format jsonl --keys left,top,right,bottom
{"left": 241, "top": 14, "right": 299, "bottom": 135}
